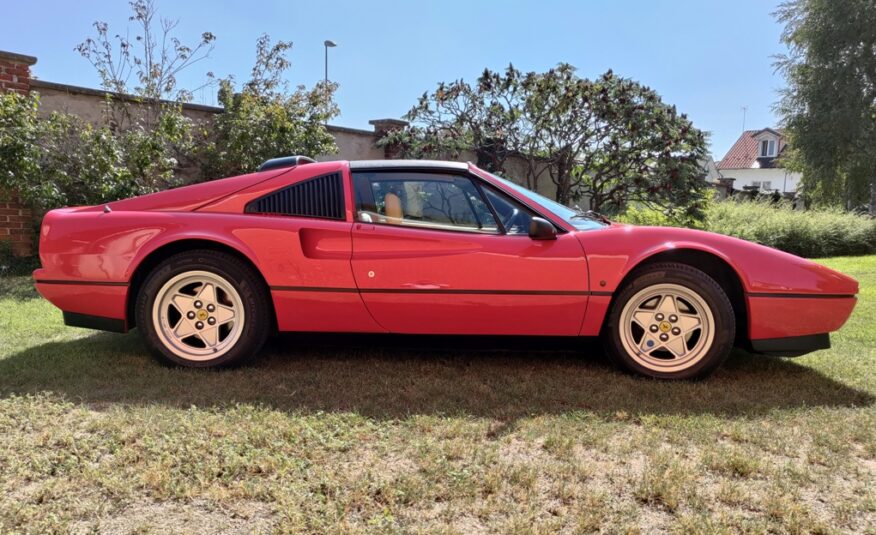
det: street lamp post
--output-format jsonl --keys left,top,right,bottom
{"left": 324, "top": 40, "right": 337, "bottom": 83}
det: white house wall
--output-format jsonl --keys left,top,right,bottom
{"left": 719, "top": 167, "right": 801, "bottom": 193}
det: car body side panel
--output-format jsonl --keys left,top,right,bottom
{"left": 351, "top": 223, "right": 589, "bottom": 335}
{"left": 34, "top": 210, "right": 382, "bottom": 332}
{"left": 578, "top": 295, "right": 612, "bottom": 336}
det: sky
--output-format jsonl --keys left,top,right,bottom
{"left": 1, "top": 0, "right": 789, "bottom": 159}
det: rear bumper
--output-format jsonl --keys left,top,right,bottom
{"left": 33, "top": 270, "right": 129, "bottom": 332}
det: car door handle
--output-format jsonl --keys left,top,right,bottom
{"left": 355, "top": 223, "right": 375, "bottom": 231}
{"left": 402, "top": 282, "right": 446, "bottom": 290}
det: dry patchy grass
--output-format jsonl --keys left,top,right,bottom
{"left": 0, "top": 256, "right": 874, "bottom": 533}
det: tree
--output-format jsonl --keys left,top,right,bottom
{"left": 775, "top": 0, "right": 876, "bottom": 214}
{"left": 204, "top": 35, "right": 339, "bottom": 178}
{"left": 568, "top": 71, "right": 709, "bottom": 222}
{"left": 75, "top": 0, "right": 216, "bottom": 130}
{"left": 382, "top": 64, "right": 709, "bottom": 219}
{"left": 380, "top": 66, "right": 523, "bottom": 174}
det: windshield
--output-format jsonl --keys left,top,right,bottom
{"left": 485, "top": 172, "right": 608, "bottom": 231}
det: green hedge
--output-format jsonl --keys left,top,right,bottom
{"left": 617, "top": 201, "right": 876, "bottom": 258}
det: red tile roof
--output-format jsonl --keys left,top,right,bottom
{"left": 717, "top": 129, "right": 786, "bottom": 170}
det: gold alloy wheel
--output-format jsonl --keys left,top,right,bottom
{"left": 152, "top": 270, "right": 245, "bottom": 361}
{"left": 618, "top": 283, "right": 716, "bottom": 373}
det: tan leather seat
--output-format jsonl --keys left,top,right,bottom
{"left": 384, "top": 192, "right": 403, "bottom": 224}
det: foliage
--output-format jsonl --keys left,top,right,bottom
{"left": 617, "top": 199, "right": 876, "bottom": 258}
{"left": 0, "top": 91, "right": 193, "bottom": 209}
{"left": 775, "top": 0, "right": 876, "bottom": 214}
{"left": 204, "top": 35, "right": 339, "bottom": 178}
{"left": 382, "top": 64, "right": 709, "bottom": 218}
{"left": 1, "top": 1, "right": 210, "bottom": 211}
{"left": 0, "top": 92, "right": 41, "bottom": 191}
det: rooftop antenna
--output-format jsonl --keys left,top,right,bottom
{"left": 741, "top": 106, "right": 748, "bottom": 132}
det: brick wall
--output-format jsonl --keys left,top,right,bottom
{"left": 0, "top": 51, "right": 37, "bottom": 257}
{"left": 0, "top": 191, "right": 33, "bottom": 256}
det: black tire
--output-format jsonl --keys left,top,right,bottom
{"left": 602, "top": 262, "right": 735, "bottom": 380}
{"left": 135, "top": 249, "right": 272, "bottom": 367}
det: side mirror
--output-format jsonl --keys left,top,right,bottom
{"left": 529, "top": 217, "right": 557, "bottom": 240}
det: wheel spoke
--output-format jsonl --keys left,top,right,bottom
{"left": 172, "top": 294, "right": 195, "bottom": 313}
{"left": 677, "top": 314, "right": 701, "bottom": 333}
{"left": 638, "top": 332, "right": 662, "bottom": 354}
{"left": 632, "top": 310, "right": 654, "bottom": 328}
{"left": 197, "top": 283, "right": 217, "bottom": 305}
{"left": 664, "top": 336, "right": 687, "bottom": 358}
{"left": 214, "top": 304, "right": 235, "bottom": 324}
{"left": 199, "top": 327, "right": 219, "bottom": 347}
{"left": 657, "top": 294, "right": 678, "bottom": 314}
{"left": 173, "top": 318, "right": 196, "bottom": 338}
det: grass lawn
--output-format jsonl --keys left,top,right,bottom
{"left": 0, "top": 256, "right": 874, "bottom": 534}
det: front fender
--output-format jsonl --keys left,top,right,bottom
{"left": 578, "top": 225, "right": 857, "bottom": 296}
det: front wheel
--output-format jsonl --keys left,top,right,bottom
{"left": 135, "top": 250, "right": 272, "bottom": 367}
{"left": 602, "top": 263, "right": 735, "bottom": 380}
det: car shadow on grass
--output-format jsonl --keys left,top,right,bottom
{"left": 0, "top": 331, "right": 871, "bottom": 420}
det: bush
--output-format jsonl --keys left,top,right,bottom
{"left": 619, "top": 200, "right": 876, "bottom": 258}
{"left": 615, "top": 206, "right": 687, "bottom": 228}
{"left": 0, "top": 91, "right": 194, "bottom": 210}
{"left": 705, "top": 201, "right": 876, "bottom": 258}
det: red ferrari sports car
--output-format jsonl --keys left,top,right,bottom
{"left": 33, "top": 157, "right": 859, "bottom": 379}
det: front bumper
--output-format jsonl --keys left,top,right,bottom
{"left": 746, "top": 294, "right": 856, "bottom": 340}
{"left": 749, "top": 333, "right": 830, "bottom": 357}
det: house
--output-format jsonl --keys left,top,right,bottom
{"left": 716, "top": 128, "right": 801, "bottom": 195}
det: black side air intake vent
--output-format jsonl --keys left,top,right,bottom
{"left": 245, "top": 172, "right": 345, "bottom": 220}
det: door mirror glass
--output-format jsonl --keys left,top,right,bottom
{"left": 529, "top": 217, "right": 557, "bottom": 240}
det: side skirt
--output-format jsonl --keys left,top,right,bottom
{"left": 63, "top": 312, "right": 128, "bottom": 333}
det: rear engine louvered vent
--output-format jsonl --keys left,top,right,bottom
{"left": 245, "top": 172, "right": 345, "bottom": 220}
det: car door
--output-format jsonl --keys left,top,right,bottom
{"left": 350, "top": 169, "right": 589, "bottom": 335}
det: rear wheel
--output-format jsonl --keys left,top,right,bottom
{"left": 135, "top": 250, "right": 271, "bottom": 367}
{"left": 603, "top": 263, "right": 734, "bottom": 380}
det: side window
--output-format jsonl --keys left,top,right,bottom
{"left": 353, "top": 172, "right": 498, "bottom": 233}
{"left": 481, "top": 186, "right": 535, "bottom": 235}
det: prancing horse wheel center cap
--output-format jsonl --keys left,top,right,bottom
{"left": 197, "top": 309, "right": 208, "bottom": 321}
{"left": 659, "top": 321, "right": 671, "bottom": 333}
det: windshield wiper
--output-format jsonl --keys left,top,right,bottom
{"left": 570, "top": 206, "right": 610, "bottom": 224}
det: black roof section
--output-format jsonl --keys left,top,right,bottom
{"left": 258, "top": 155, "right": 317, "bottom": 172}
{"left": 349, "top": 159, "right": 468, "bottom": 171}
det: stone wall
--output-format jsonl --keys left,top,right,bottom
{"left": 0, "top": 51, "right": 37, "bottom": 256}
{"left": 31, "top": 79, "right": 393, "bottom": 165}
